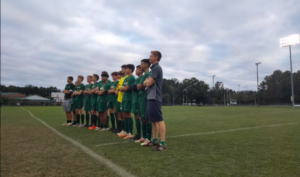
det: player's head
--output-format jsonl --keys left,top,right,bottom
{"left": 135, "top": 65, "right": 142, "bottom": 76}
{"left": 126, "top": 64, "right": 135, "bottom": 74}
{"left": 121, "top": 64, "right": 127, "bottom": 75}
{"left": 140, "top": 59, "right": 150, "bottom": 71}
{"left": 75, "top": 81, "right": 79, "bottom": 86}
{"left": 87, "top": 75, "right": 92, "bottom": 83}
{"left": 77, "top": 75, "right": 84, "bottom": 83}
{"left": 92, "top": 74, "right": 99, "bottom": 83}
{"left": 67, "top": 76, "right": 73, "bottom": 84}
{"left": 117, "top": 71, "right": 123, "bottom": 79}
{"left": 101, "top": 71, "right": 109, "bottom": 82}
{"left": 149, "top": 51, "right": 162, "bottom": 64}
{"left": 111, "top": 72, "right": 118, "bottom": 81}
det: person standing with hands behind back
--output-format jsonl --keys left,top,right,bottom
{"left": 144, "top": 51, "right": 166, "bottom": 151}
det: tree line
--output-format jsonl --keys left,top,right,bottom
{"left": 161, "top": 70, "right": 300, "bottom": 105}
{"left": 1, "top": 69, "right": 299, "bottom": 105}
{"left": 0, "top": 85, "right": 61, "bottom": 99}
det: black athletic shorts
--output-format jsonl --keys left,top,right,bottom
{"left": 146, "top": 99, "right": 163, "bottom": 123}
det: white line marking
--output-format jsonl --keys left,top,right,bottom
{"left": 95, "top": 141, "right": 129, "bottom": 146}
{"left": 21, "top": 107, "right": 136, "bottom": 177}
{"left": 94, "top": 122, "right": 298, "bottom": 146}
{"left": 167, "top": 122, "right": 298, "bottom": 138}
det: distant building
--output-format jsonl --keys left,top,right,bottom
{"left": 51, "top": 92, "right": 64, "bottom": 102}
{"left": 1, "top": 92, "right": 27, "bottom": 100}
{"left": 22, "top": 95, "right": 51, "bottom": 105}
{"left": 230, "top": 99, "right": 237, "bottom": 105}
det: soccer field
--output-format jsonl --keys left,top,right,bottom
{"left": 1, "top": 106, "right": 300, "bottom": 177}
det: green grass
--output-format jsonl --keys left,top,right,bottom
{"left": 1, "top": 106, "right": 300, "bottom": 177}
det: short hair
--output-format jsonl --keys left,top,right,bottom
{"left": 68, "top": 76, "right": 73, "bottom": 81}
{"left": 87, "top": 75, "right": 92, "bottom": 79}
{"left": 78, "top": 75, "right": 84, "bottom": 81}
{"left": 93, "top": 74, "right": 99, "bottom": 81}
{"left": 101, "top": 71, "right": 109, "bottom": 78}
{"left": 126, "top": 64, "right": 135, "bottom": 72}
{"left": 118, "top": 71, "right": 124, "bottom": 76}
{"left": 151, "top": 51, "right": 162, "bottom": 61}
{"left": 136, "top": 65, "right": 141, "bottom": 70}
{"left": 141, "top": 59, "right": 150, "bottom": 66}
{"left": 111, "top": 72, "right": 118, "bottom": 76}
{"left": 121, "top": 64, "right": 127, "bottom": 69}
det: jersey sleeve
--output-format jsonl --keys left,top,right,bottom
{"left": 70, "top": 84, "right": 75, "bottom": 91}
{"left": 127, "top": 76, "right": 135, "bottom": 86}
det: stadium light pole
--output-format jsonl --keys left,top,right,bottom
{"left": 212, "top": 75, "right": 216, "bottom": 89}
{"left": 280, "top": 34, "right": 299, "bottom": 109}
{"left": 255, "top": 62, "right": 261, "bottom": 107}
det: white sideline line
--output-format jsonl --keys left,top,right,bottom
{"left": 167, "top": 122, "right": 298, "bottom": 138}
{"left": 95, "top": 141, "right": 129, "bottom": 147}
{"left": 94, "top": 122, "right": 298, "bottom": 146}
{"left": 21, "top": 107, "right": 136, "bottom": 177}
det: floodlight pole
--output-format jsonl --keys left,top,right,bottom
{"left": 289, "top": 45, "right": 295, "bottom": 109}
{"left": 279, "top": 34, "right": 299, "bottom": 108}
{"left": 255, "top": 62, "right": 261, "bottom": 108}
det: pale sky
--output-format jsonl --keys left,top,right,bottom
{"left": 1, "top": 0, "right": 300, "bottom": 90}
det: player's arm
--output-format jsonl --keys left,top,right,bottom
{"left": 64, "top": 90, "right": 72, "bottom": 94}
{"left": 137, "top": 83, "right": 145, "bottom": 91}
{"left": 144, "top": 77, "right": 155, "bottom": 87}
{"left": 108, "top": 88, "right": 116, "bottom": 94}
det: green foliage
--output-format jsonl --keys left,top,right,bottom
{"left": 0, "top": 85, "right": 60, "bottom": 98}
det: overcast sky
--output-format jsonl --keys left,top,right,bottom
{"left": 1, "top": 0, "right": 300, "bottom": 91}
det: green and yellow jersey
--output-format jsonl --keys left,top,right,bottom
{"left": 117, "top": 76, "right": 127, "bottom": 103}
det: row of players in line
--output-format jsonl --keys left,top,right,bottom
{"left": 62, "top": 51, "right": 167, "bottom": 151}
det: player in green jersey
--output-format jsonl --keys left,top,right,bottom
{"left": 107, "top": 72, "right": 119, "bottom": 131}
{"left": 95, "top": 71, "right": 111, "bottom": 131}
{"left": 136, "top": 59, "right": 152, "bottom": 144}
{"left": 89, "top": 74, "right": 99, "bottom": 130}
{"left": 130, "top": 65, "right": 143, "bottom": 141}
{"left": 82, "top": 75, "right": 92, "bottom": 127}
{"left": 72, "top": 75, "right": 85, "bottom": 127}
{"left": 120, "top": 64, "right": 136, "bottom": 139}
{"left": 62, "top": 76, "right": 75, "bottom": 126}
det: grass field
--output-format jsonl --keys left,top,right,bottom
{"left": 1, "top": 106, "right": 300, "bottom": 177}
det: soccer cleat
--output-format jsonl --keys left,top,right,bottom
{"left": 131, "top": 136, "right": 140, "bottom": 142}
{"left": 66, "top": 122, "right": 73, "bottom": 126}
{"left": 135, "top": 137, "right": 145, "bottom": 143}
{"left": 118, "top": 131, "right": 127, "bottom": 137}
{"left": 153, "top": 144, "right": 167, "bottom": 151}
{"left": 100, "top": 128, "right": 106, "bottom": 131}
{"left": 117, "top": 130, "right": 125, "bottom": 136}
{"left": 124, "top": 134, "right": 134, "bottom": 139}
{"left": 143, "top": 141, "right": 158, "bottom": 147}
{"left": 95, "top": 127, "right": 101, "bottom": 131}
{"left": 78, "top": 124, "right": 84, "bottom": 128}
{"left": 62, "top": 122, "right": 68, "bottom": 126}
{"left": 72, "top": 123, "right": 79, "bottom": 127}
{"left": 88, "top": 125, "right": 96, "bottom": 130}
{"left": 141, "top": 139, "right": 150, "bottom": 146}
{"left": 105, "top": 128, "right": 110, "bottom": 131}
